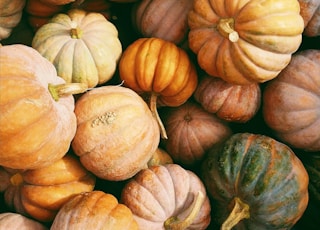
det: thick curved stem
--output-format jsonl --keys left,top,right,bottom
{"left": 149, "top": 92, "right": 168, "bottom": 139}
{"left": 217, "top": 18, "right": 239, "bottom": 43}
{"left": 164, "top": 191, "right": 205, "bottom": 230}
{"left": 221, "top": 197, "right": 250, "bottom": 230}
{"left": 48, "top": 82, "right": 88, "bottom": 101}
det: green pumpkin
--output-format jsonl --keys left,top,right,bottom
{"left": 201, "top": 133, "right": 309, "bottom": 230}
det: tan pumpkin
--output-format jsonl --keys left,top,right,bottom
{"left": 188, "top": 0, "right": 304, "bottom": 85}
{"left": 194, "top": 75, "right": 261, "bottom": 123}
{"left": 0, "top": 44, "right": 87, "bottom": 170}
{"left": 32, "top": 8, "right": 122, "bottom": 88}
{"left": 162, "top": 101, "right": 232, "bottom": 166}
{"left": 121, "top": 163, "right": 211, "bottom": 229}
{"left": 132, "top": 0, "right": 194, "bottom": 45}
{"left": 263, "top": 49, "right": 320, "bottom": 152}
{"left": 0, "top": 0, "right": 26, "bottom": 40}
{"left": 71, "top": 85, "right": 160, "bottom": 181}
{"left": 147, "top": 147, "right": 173, "bottom": 167}
{"left": 0, "top": 154, "right": 96, "bottom": 222}
{"left": 119, "top": 37, "right": 198, "bottom": 138}
{"left": 51, "top": 190, "right": 139, "bottom": 230}
{"left": 298, "top": 0, "right": 320, "bottom": 36}
{"left": 0, "top": 213, "right": 48, "bottom": 230}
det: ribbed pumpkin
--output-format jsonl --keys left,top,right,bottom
{"left": 0, "top": 44, "right": 87, "bottom": 170}
{"left": 188, "top": 0, "right": 304, "bottom": 85}
{"left": 162, "top": 101, "right": 232, "bottom": 166}
{"left": 298, "top": 0, "right": 320, "bottom": 36}
{"left": 202, "top": 133, "right": 309, "bottom": 229}
{"left": 194, "top": 75, "right": 261, "bottom": 123}
{"left": 0, "top": 0, "right": 26, "bottom": 40}
{"left": 32, "top": 8, "right": 122, "bottom": 88}
{"left": 121, "top": 163, "right": 211, "bottom": 230}
{"left": 0, "top": 154, "right": 96, "bottom": 222}
{"left": 119, "top": 37, "right": 198, "bottom": 138}
{"left": 263, "top": 49, "right": 320, "bottom": 152}
{"left": 51, "top": 190, "right": 139, "bottom": 230}
{"left": 0, "top": 213, "right": 48, "bottom": 230}
{"left": 132, "top": 0, "right": 194, "bottom": 45}
{"left": 71, "top": 85, "right": 160, "bottom": 181}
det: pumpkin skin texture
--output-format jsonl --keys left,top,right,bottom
{"left": 0, "top": 154, "right": 96, "bottom": 222}
{"left": 0, "top": 44, "right": 79, "bottom": 170}
{"left": 194, "top": 75, "right": 261, "bottom": 123}
{"left": 201, "top": 133, "right": 309, "bottom": 229}
{"left": 71, "top": 85, "right": 160, "bottom": 181}
{"left": 0, "top": 0, "right": 26, "bottom": 40}
{"left": 162, "top": 101, "right": 232, "bottom": 166}
{"left": 51, "top": 190, "right": 139, "bottom": 230}
{"left": 0, "top": 212, "right": 48, "bottom": 230}
{"left": 188, "top": 0, "right": 304, "bottom": 85}
{"left": 121, "top": 164, "right": 211, "bottom": 230}
{"left": 132, "top": 0, "right": 194, "bottom": 45}
{"left": 298, "top": 0, "right": 320, "bottom": 36}
{"left": 32, "top": 8, "right": 122, "bottom": 88}
{"left": 263, "top": 49, "right": 320, "bottom": 152}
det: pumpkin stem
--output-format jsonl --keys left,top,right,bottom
{"left": 149, "top": 92, "right": 168, "bottom": 139}
{"left": 164, "top": 191, "right": 205, "bottom": 230}
{"left": 70, "top": 21, "right": 82, "bottom": 39}
{"left": 48, "top": 83, "right": 88, "bottom": 101}
{"left": 217, "top": 18, "right": 239, "bottom": 42}
{"left": 10, "top": 173, "right": 23, "bottom": 186}
{"left": 221, "top": 197, "right": 250, "bottom": 230}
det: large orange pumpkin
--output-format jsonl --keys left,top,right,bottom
{"left": 188, "top": 0, "right": 305, "bottom": 85}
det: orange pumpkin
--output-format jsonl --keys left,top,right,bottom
{"left": 0, "top": 154, "right": 96, "bottom": 222}
{"left": 188, "top": 0, "right": 304, "bottom": 85}
{"left": 119, "top": 37, "right": 198, "bottom": 138}
{"left": 51, "top": 190, "right": 139, "bottom": 230}
{"left": 71, "top": 85, "right": 160, "bottom": 181}
{"left": 0, "top": 44, "right": 87, "bottom": 170}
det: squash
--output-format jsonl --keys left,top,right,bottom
{"left": 201, "top": 133, "right": 309, "bottom": 229}
{"left": 71, "top": 85, "right": 160, "bottom": 181}
{"left": 40, "top": 0, "right": 76, "bottom": 5}
{"left": 188, "top": 0, "right": 304, "bottom": 85}
{"left": 119, "top": 37, "right": 198, "bottom": 138}
{"left": 0, "top": 0, "right": 26, "bottom": 40}
{"left": 132, "top": 0, "right": 194, "bottom": 45}
{"left": 0, "top": 44, "right": 87, "bottom": 170}
{"left": 162, "top": 101, "right": 232, "bottom": 166}
{"left": 0, "top": 212, "right": 48, "bottom": 230}
{"left": 298, "top": 0, "right": 320, "bottom": 36}
{"left": 194, "top": 75, "right": 261, "bottom": 123}
{"left": 50, "top": 190, "right": 139, "bottom": 230}
{"left": 121, "top": 163, "right": 211, "bottom": 229}
{"left": 32, "top": 8, "right": 122, "bottom": 88}
{"left": 263, "top": 49, "right": 320, "bottom": 152}
{"left": 0, "top": 154, "right": 96, "bottom": 222}
{"left": 147, "top": 148, "right": 173, "bottom": 167}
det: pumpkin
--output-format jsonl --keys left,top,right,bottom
{"left": 50, "top": 190, "right": 139, "bottom": 230}
{"left": 132, "top": 0, "right": 194, "bottom": 45}
{"left": 0, "top": 0, "right": 26, "bottom": 40}
{"left": 188, "top": 0, "right": 305, "bottom": 85}
{"left": 32, "top": 8, "right": 122, "bottom": 88}
{"left": 0, "top": 44, "right": 87, "bottom": 170}
{"left": 71, "top": 85, "right": 160, "bottom": 181}
{"left": 194, "top": 75, "right": 261, "bottom": 123}
{"left": 263, "top": 49, "right": 320, "bottom": 152}
{"left": 147, "top": 147, "right": 173, "bottom": 167}
{"left": 119, "top": 37, "right": 198, "bottom": 138}
{"left": 201, "top": 133, "right": 309, "bottom": 229}
{"left": 0, "top": 212, "right": 48, "bottom": 230}
{"left": 71, "top": 0, "right": 112, "bottom": 20}
{"left": 162, "top": 101, "right": 232, "bottom": 166}
{"left": 298, "top": 0, "right": 320, "bottom": 36}
{"left": 40, "top": 0, "right": 76, "bottom": 5}
{"left": 0, "top": 154, "right": 96, "bottom": 222}
{"left": 121, "top": 163, "right": 211, "bottom": 229}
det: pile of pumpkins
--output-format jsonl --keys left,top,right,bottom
{"left": 0, "top": 0, "right": 319, "bottom": 229}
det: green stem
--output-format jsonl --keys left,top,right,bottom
{"left": 48, "top": 83, "right": 88, "bottom": 101}
{"left": 217, "top": 18, "right": 239, "bottom": 43}
{"left": 221, "top": 197, "right": 250, "bottom": 230}
{"left": 164, "top": 191, "right": 205, "bottom": 230}
{"left": 149, "top": 92, "right": 168, "bottom": 139}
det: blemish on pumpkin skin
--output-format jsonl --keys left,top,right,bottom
{"left": 91, "top": 111, "right": 117, "bottom": 127}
